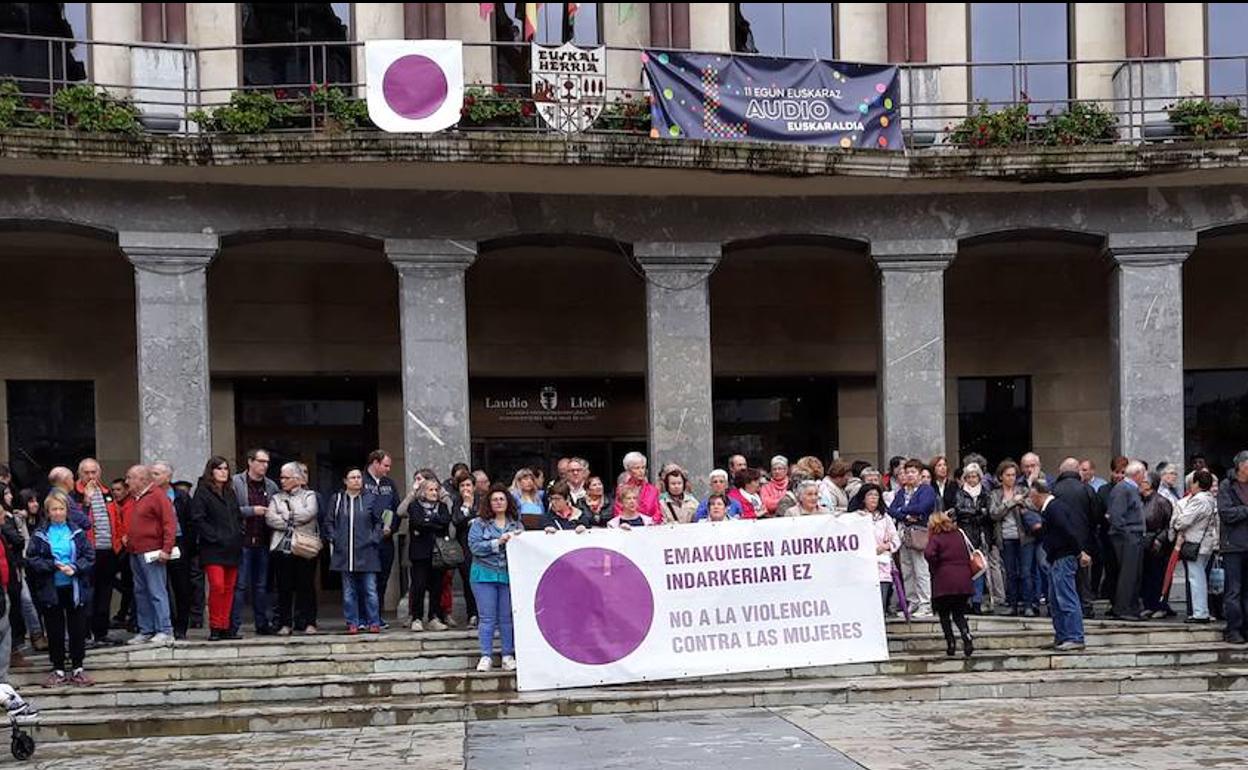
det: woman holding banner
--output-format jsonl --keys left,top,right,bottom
{"left": 609, "top": 487, "right": 651, "bottom": 529}
{"left": 467, "top": 485, "right": 524, "bottom": 672}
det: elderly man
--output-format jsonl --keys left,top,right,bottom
{"left": 727, "top": 454, "right": 748, "bottom": 478}
{"left": 1029, "top": 479, "right": 1092, "bottom": 651}
{"left": 1052, "top": 457, "right": 1102, "bottom": 619}
{"left": 152, "top": 462, "right": 195, "bottom": 640}
{"left": 48, "top": 466, "right": 91, "bottom": 531}
{"left": 888, "top": 459, "right": 939, "bottom": 618}
{"left": 1218, "top": 451, "right": 1248, "bottom": 645}
{"left": 565, "top": 457, "right": 590, "bottom": 504}
{"left": 695, "top": 470, "right": 742, "bottom": 520}
{"left": 123, "top": 464, "right": 177, "bottom": 645}
{"left": 231, "top": 449, "right": 278, "bottom": 636}
{"left": 1107, "top": 460, "right": 1148, "bottom": 620}
{"left": 1079, "top": 459, "right": 1108, "bottom": 492}
{"left": 72, "top": 459, "right": 124, "bottom": 646}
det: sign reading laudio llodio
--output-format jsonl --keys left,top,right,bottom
{"left": 507, "top": 514, "right": 889, "bottom": 692}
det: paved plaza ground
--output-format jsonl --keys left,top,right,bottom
{"left": 25, "top": 691, "right": 1248, "bottom": 769}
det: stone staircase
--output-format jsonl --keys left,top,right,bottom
{"left": 16, "top": 617, "right": 1242, "bottom": 742}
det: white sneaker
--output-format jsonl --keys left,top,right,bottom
{"left": 410, "top": 620, "right": 423, "bottom": 632}
{"left": 444, "top": 616, "right": 459, "bottom": 629}
{"left": 501, "top": 655, "right": 517, "bottom": 671}
{"left": 476, "top": 655, "right": 492, "bottom": 672}
{"left": 426, "top": 618, "right": 448, "bottom": 632}
{"left": 125, "top": 634, "right": 152, "bottom": 646}
{"left": 149, "top": 633, "right": 175, "bottom": 646}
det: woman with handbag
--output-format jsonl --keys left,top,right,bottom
{"left": 923, "top": 510, "right": 974, "bottom": 658}
{"left": 401, "top": 477, "right": 452, "bottom": 632}
{"left": 1171, "top": 469, "right": 1219, "bottom": 623}
{"left": 266, "top": 462, "right": 321, "bottom": 636}
{"left": 190, "top": 457, "right": 244, "bottom": 641}
{"left": 954, "top": 463, "right": 992, "bottom": 614}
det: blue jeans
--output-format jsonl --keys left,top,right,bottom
{"left": 1035, "top": 543, "right": 1050, "bottom": 602}
{"left": 1186, "top": 552, "right": 1212, "bottom": 620}
{"left": 342, "top": 571, "right": 380, "bottom": 628}
{"left": 1048, "top": 554, "right": 1085, "bottom": 644}
{"left": 130, "top": 554, "right": 173, "bottom": 636}
{"left": 971, "top": 573, "right": 985, "bottom": 606}
{"left": 1002, "top": 539, "right": 1038, "bottom": 609}
{"left": 231, "top": 545, "right": 271, "bottom": 633}
{"left": 471, "top": 580, "right": 514, "bottom": 657}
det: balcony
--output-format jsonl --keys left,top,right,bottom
{"left": 2, "top": 32, "right": 1248, "bottom": 190}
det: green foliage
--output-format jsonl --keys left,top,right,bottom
{"left": 598, "top": 92, "right": 651, "bottom": 133}
{"left": 0, "top": 80, "right": 54, "bottom": 130}
{"left": 458, "top": 84, "right": 534, "bottom": 128}
{"left": 190, "top": 90, "right": 301, "bottom": 134}
{"left": 947, "top": 102, "right": 1031, "bottom": 148}
{"left": 307, "top": 84, "right": 371, "bottom": 130}
{"left": 1168, "top": 99, "right": 1245, "bottom": 140}
{"left": 1035, "top": 100, "right": 1118, "bottom": 146}
{"left": 0, "top": 80, "right": 141, "bottom": 134}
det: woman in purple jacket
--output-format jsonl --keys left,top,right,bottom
{"left": 924, "top": 510, "right": 974, "bottom": 658}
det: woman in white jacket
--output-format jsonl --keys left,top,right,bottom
{"left": 1171, "top": 469, "right": 1219, "bottom": 623}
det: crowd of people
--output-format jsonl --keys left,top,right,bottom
{"left": 0, "top": 443, "right": 1244, "bottom": 689}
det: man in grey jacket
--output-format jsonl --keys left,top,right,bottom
{"left": 1218, "top": 451, "right": 1248, "bottom": 644}
{"left": 1107, "top": 460, "right": 1147, "bottom": 621}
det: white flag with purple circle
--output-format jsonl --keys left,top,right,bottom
{"left": 366, "top": 40, "right": 463, "bottom": 133}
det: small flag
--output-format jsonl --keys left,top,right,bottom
{"left": 524, "top": 3, "right": 540, "bottom": 41}
{"left": 618, "top": 3, "right": 636, "bottom": 24}
{"left": 366, "top": 40, "right": 464, "bottom": 133}
{"left": 478, "top": 3, "right": 493, "bottom": 20}
{"left": 567, "top": 2, "right": 580, "bottom": 17}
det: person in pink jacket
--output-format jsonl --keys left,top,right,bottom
{"left": 857, "top": 484, "right": 899, "bottom": 613}
{"left": 613, "top": 452, "right": 661, "bottom": 524}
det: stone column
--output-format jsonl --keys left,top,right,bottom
{"left": 120, "top": 231, "right": 219, "bottom": 479}
{"left": 636, "top": 242, "right": 720, "bottom": 496}
{"left": 871, "top": 239, "right": 957, "bottom": 466}
{"left": 1105, "top": 231, "right": 1195, "bottom": 466}
{"left": 386, "top": 239, "right": 476, "bottom": 477}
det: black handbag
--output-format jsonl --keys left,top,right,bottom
{"left": 431, "top": 521, "right": 465, "bottom": 570}
{"left": 1178, "top": 539, "right": 1201, "bottom": 562}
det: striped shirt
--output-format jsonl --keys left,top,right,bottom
{"left": 89, "top": 490, "right": 112, "bottom": 546}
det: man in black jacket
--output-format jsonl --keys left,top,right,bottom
{"left": 1029, "top": 479, "right": 1092, "bottom": 651}
{"left": 1052, "top": 457, "right": 1102, "bottom": 618}
{"left": 1218, "top": 451, "right": 1248, "bottom": 644}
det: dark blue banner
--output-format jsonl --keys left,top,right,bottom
{"left": 643, "top": 50, "right": 902, "bottom": 150}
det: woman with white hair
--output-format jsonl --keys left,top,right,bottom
{"left": 786, "top": 480, "right": 828, "bottom": 516}
{"left": 613, "top": 452, "right": 660, "bottom": 524}
{"left": 953, "top": 462, "right": 991, "bottom": 614}
{"left": 265, "top": 462, "right": 320, "bottom": 635}
{"left": 760, "top": 456, "right": 790, "bottom": 516}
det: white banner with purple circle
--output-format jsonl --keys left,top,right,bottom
{"left": 507, "top": 514, "right": 889, "bottom": 692}
{"left": 365, "top": 39, "right": 463, "bottom": 133}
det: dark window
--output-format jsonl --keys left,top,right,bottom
{"left": 1184, "top": 369, "right": 1248, "bottom": 479}
{"left": 733, "top": 3, "right": 835, "bottom": 59}
{"left": 1207, "top": 4, "right": 1248, "bottom": 103}
{"left": 240, "top": 3, "right": 352, "bottom": 88}
{"left": 713, "top": 377, "right": 838, "bottom": 468}
{"left": 957, "top": 376, "right": 1031, "bottom": 471}
{"left": 969, "top": 3, "right": 1069, "bottom": 112}
{"left": 0, "top": 3, "right": 89, "bottom": 92}
{"left": 494, "top": 3, "right": 601, "bottom": 87}
{"left": 6, "top": 380, "right": 95, "bottom": 494}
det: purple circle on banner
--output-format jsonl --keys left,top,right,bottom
{"left": 382, "top": 54, "right": 447, "bottom": 119}
{"left": 535, "top": 547, "right": 653, "bottom": 665}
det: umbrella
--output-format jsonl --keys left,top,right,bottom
{"left": 1160, "top": 540, "right": 1182, "bottom": 605}
{"left": 891, "top": 561, "right": 911, "bottom": 621}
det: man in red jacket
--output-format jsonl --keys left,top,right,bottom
{"left": 123, "top": 465, "right": 176, "bottom": 646}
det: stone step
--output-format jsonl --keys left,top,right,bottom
{"left": 31, "top": 664, "right": 1248, "bottom": 742}
{"left": 23, "top": 642, "right": 1248, "bottom": 710}
{"left": 68, "top": 619, "right": 1224, "bottom": 668}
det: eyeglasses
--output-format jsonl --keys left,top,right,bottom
{"left": 253, "top": 459, "right": 270, "bottom": 465}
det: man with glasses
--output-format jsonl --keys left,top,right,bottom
{"left": 695, "top": 470, "right": 743, "bottom": 521}
{"left": 565, "top": 458, "right": 590, "bottom": 504}
{"left": 230, "top": 448, "right": 278, "bottom": 636}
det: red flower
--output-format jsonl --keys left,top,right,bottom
{"left": 309, "top": 83, "right": 319, "bottom": 94}
{"left": 465, "top": 95, "right": 476, "bottom": 107}
{"left": 492, "top": 83, "right": 507, "bottom": 95}
{"left": 521, "top": 101, "right": 535, "bottom": 117}
{"left": 274, "top": 88, "right": 288, "bottom": 100}
{"left": 25, "top": 97, "right": 46, "bottom": 111}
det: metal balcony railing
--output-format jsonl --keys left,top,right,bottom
{"left": 1, "top": 31, "right": 1247, "bottom": 149}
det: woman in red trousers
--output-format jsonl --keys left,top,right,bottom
{"left": 190, "top": 457, "right": 244, "bottom": 641}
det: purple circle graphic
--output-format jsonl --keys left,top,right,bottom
{"left": 382, "top": 54, "right": 448, "bottom": 119}
{"left": 535, "top": 547, "right": 654, "bottom": 665}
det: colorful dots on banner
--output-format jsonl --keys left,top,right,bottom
{"left": 875, "top": 83, "right": 887, "bottom": 94}
{"left": 858, "top": 103, "right": 869, "bottom": 114}
{"left": 878, "top": 136, "right": 889, "bottom": 147}
{"left": 640, "top": 52, "right": 649, "bottom": 63}
{"left": 649, "top": 127, "right": 659, "bottom": 138}
{"left": 658, "top": 53, "right": 669, "bottom": 65}
{"left": 880, "top": 116, "right": 890, "bottom": 127}
{"left": 663, "top": 87, "right": 674, "bottom": 99}
{"left": 840, "top": 137, "right": 851, "bottom": 148}
{"left": 669, "top": 125, "right": 681, "bottom": 137}
{"left": 884, "top": 97, "right": 894, "bottom": 110}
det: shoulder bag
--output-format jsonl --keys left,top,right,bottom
{"left": 959, "top": 528, "right": 988, "bottom": 580}
{"left": 284, "top": 497, "right": 322, "bottom": 560}
{"left": 902, "top": 525, "right": 929, "bottom": 551}
{"left": 432, "top": 518, "right": 465, "bottom": 570}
